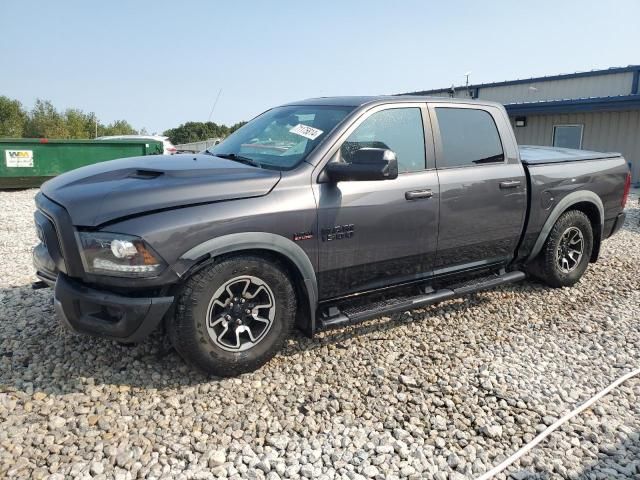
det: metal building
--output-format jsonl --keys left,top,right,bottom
{"left": 403, "top": 65, "right": 640, "bottom": 183}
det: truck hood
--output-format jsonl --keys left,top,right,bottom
{"left": 41, "top": 154, "right": 281, "bottom": 226}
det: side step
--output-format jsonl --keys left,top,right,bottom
{"left": 318, "top": 270, "right": 526, "bottom": 330}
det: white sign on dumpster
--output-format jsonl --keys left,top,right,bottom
{"left": 5, "top": 150, "right": 34, "bottom": 168}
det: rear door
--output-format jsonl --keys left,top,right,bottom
{"left": 314, "top": 103, "right": 439, "bottom": 299}
{"left": 428, "top": 103, "right": 527, "bottom": 272}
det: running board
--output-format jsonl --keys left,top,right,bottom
{"left": 318, "top": 270, "right": 526, "bottom": 330}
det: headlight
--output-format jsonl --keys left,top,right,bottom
{"left": 77, "top": 232, "right": 166, "bottom": 277}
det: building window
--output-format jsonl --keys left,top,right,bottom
{"left": 553, "top": 125, "right": 583, "bottom": 149}
{"left": 434, "top": 107, "right": 504, "bottom": 168}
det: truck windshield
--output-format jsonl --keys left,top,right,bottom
{"left": 207, "top": 105, "right": 354, "bottom": 170}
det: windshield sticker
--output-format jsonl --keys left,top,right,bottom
{"left": 289, "top": 124, "right": 323, "bottom": 140}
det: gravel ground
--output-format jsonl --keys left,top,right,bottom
{"left": 0, "top": 188, "right": 638, "bottom": 480}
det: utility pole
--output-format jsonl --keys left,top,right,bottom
{"left": 465, "top": 71, "right": 472, "bottom": 97}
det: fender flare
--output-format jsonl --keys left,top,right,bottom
{"left": 179, "top": 232, "right": 318, "bottom": 335}
{"left": 527, "top": 190, "right": 604, "bottom": 262}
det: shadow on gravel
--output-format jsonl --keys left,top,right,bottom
{"left": 0, "top": 284, "right": 197, "bottom": 392}
{"left": 577, "top": 434, "right": 640, "bottom": 479}
{"left": 505, "top": 433, "right": 640, "bottom": 479}
{"left": 281, "top": 293, "right": 499, "bottom": 357}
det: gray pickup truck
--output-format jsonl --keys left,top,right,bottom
{"left": 33, "top": 96, "right": 631, "bottom": 376}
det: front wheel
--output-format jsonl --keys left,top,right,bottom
{"left": 532, "top": 210, "right": 593, "bottom": 288}
{"left": 169, "top": 255, "right": 296, "bottom": 376}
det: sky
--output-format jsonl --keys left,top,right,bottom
{"left": 2, "top": 0, "right": 639, "bottom": 134}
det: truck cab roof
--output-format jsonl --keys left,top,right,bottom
{"left": 284, "top": 95, "right": 505, "bottom": 109}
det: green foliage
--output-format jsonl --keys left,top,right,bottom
{"left": 0, "top": 95, "right": 246, "bottom": 142}
{"left": 64, "top": 108, "right": 97, "bottom": 139}
{"left": 0, "top": 96, "right": 142, "bottom": 139}
{"left": 229, "top": 121, "right": 247, "bottom": 134}
{"left": 0, "top": 96, "right": 27, "bottom": 137}
{"left": 24, "top": 99, "right": 69, "bottom": 138}
{"left": 164, "top": 120, "right": 247, "bottom": 145}
{"left": 100, "top": 119, "right": 137, "bottom": 136}
{"left": 163, "top": 121, "right": 227, "bottom": 145}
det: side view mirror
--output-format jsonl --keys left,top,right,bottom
{"left": 325, "top": 148, "right": 398, "bottom": 182}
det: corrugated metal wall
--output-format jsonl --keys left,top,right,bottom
{"left": 510, "top": 110, "right": 640, "bottom": 181}
{"left": 424, "top": 72, "right": 634, "bottom": 102}
{"left": 480, "top": 72, "right": 633, "bottom": 103}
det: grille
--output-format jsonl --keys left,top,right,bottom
{"left": 35, "top": 209, "right": 65, "bottom": 265}
{"left": 35, "top": 222, "right": 46, "bottom": 245}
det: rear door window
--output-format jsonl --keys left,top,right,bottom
{"left": 434, "top": 107, "right": 504, "bottom": 168}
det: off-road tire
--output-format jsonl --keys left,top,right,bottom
{"left": 533, "top": 210, "right": 593, "bottom": 288}
{"left": 169, "top": 255, "right": 296, "bottom": 376}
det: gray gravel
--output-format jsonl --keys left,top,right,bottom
{"left": 0, "top": 188, "right": 639, "bottom": 480}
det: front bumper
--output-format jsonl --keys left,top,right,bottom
{"left": 33, "top": 193, "right": 176, "bottom": 342}
{"left": 54, "top": 274, "right": 174, "bottom": 343}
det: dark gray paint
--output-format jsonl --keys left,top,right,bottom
{"left": 526, "top": 190, "right": 604, "bottom": 261}
{"left": 516, "top": 156, "right": 628, "bottom": 263}
{"left": 41, "top": 154, "right": 281, "bottom": 226}
{"left": 315, "top": 171, "right": 440, "bottom": 298}
{"left": 427, "top": 102, "right": 527, "bottom": 270}
{"left": 35, "top": 96, "right": 629, "bottom": 337}
{"left": 435, "top": 163, "right": 527, "bottom": 269}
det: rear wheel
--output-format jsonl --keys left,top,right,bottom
{"left": 169, "top": 255, "right": 296, "bottom": 376}
{"left": 533, "top": 210, "right": 593, "bottom": 288}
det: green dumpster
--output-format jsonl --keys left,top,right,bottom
{"left": 0, "top": 138, "right": 164, "bottom": 189}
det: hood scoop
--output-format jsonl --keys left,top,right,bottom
{"left": 130, "top": 169, "right": 164, "bottom": 179}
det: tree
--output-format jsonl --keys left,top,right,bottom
{"left": 0, "top": 96, "right": 27, "bottom": 138}
{"left": 64, "top": 108, "right": 96, "bottom": 139}
{"left": 1, "top": 94, "right": 247, "bottom": 142}
{"left": 229, "top": 121, "right": 247, "bottom": 134}
{"left": 24, "top": 99, "right": 69, "bottom": 138}
{"left": 1, "top": 96, "right": 143, "bottom": 139}
{"left": 100, "top": 119, "right": 137, "bottom": 136}
{"left": 164, "top": 121, "right": 232, "bottom": 145}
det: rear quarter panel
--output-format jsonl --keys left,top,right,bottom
{"left": 519, "top": 156, "right": 628, "bottom": 260}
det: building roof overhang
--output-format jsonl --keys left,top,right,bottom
{"left": 505, "top": 95, "right": 640, "bottom": 115}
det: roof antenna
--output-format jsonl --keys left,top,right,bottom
{"left": 207, "top": 88, "right": 223, "bottom": 123}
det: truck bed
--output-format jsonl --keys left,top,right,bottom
{"left": 516, "top": 147, "right": 627, "bottom": 263}
{"left": 519, "top": 145, "right": 621, "bottom": 165}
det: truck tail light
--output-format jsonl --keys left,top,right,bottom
{"left": 621, "top": 172, "right": 631, "bottom": 208}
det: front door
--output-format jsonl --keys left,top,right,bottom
{"left": 429, "top": 103, "right": 527, "bottom": 272}
{"left": 314, "top": 104, "right": 439, "bottom": 300}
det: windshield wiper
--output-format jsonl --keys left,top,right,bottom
{"left": 213, "top": 152, "right": 262, "bottom": 168}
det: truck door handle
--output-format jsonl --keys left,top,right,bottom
{"left": 405, "top": 189, "right": 433, "bottom": 200}
{"left": 499, "top": 180, "right": 521, "bottom": 189}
